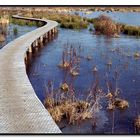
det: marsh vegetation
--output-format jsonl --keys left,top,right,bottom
{"left": 93, "top": 15, "right": 121, "bottom": 37}
{"left": 10, "top": 18, "right": 44, "bottom": 27}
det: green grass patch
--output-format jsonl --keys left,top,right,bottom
{"left": 28, "top": 12, "right": 89, "bottom": 30}
{"left": 11, "top": 18, "right": 44, "bottom": 27}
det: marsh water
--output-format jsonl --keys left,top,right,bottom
{"left": 72, "top": 11, "right": 140, "bottom": 26}
{"left": 26, "top": 12, "right": 140, "bottom": 134}
{"left": 0, "top": 23, "right": 36, "bottom": 49}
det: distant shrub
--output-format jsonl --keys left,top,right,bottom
{"left": 30, "top": 11, "right": 88, "bottom": 30}
{"left": 0, "top": 34, "right": 5, "bottom": 42}
{"left": 60, "top": 21, "right": 88, "bottom": 29}
{"left": 94, "top": 15, "right": 121, "bottom": 36}
{"left": 93, "top": 15, "right": 140, "bottom": 37}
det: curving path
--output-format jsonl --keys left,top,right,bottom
{"left": 0, "top": 16, "right": 61, "bottom": 133}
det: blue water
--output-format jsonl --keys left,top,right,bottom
{"left": 71, "top": 11, "right": 140, "bottom": 26}
{"left": 27, "top": 26, "right": 140, "bottom": 134}
{"left": 0, "top": 23, "right": 37, "bottom": 49}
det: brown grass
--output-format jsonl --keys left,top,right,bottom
{"left": 45, "top": 97, "right": 92, "bottom": 124}
{"left": 44, "top": 96, "right": 55, "bottom": 108}
{"left": 60, "top": 83, "right": 69, "bottom": 92}
{"left": 114, "top": 98, "right": 129, "bottom": 110}
{"left": 70, "top": 68, "right": 79, "bottom": 76}
{"left": 58, "top": 61, "right": 70, "bottom": 69}
{"left": 0, "top": 34, "right": 5, "bottom": 42}
{"left": 94, "top": 15, "right": 121, "bottom": 36}
{"left": 134, "top": 52, "right": 140, "bottom": 59}
{"left": 107, "top": 98, "right": 129, "bottom": 110}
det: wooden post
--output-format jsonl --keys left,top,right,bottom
{"left": 38, "top": 36, "right": 43, "bottom": 47}
{"left": 47, "top": 31, "right": 50, "bottom": 41}
{"left": 35, "top": 46, "right": 39, "bottom": 52}
{"left": 46, "top": 33, "right": 48, "bottom": 38}
{"left": 43, "top": 34, "right": 47, "bottom": 44}
{"left": 35, "top": 40, "right": 38, "bottom": 47}
{"left": 40, "top": 36, "right": 43, "bottom": 42}
{"left": 24, "top": 53, "right": 27, "bottom": 63}
{"left": 51, "top": 29, "right": 54, "bottom": 35}
{"left": 54, "top": 27, "right": 58, "bottom": 34}
{"left": 28, "top": 45, "right": 32, "bottom": 53}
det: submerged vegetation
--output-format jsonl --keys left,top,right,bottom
{"left": 44, "top": 80, "right": 104, "bottom": 125}
{"left": 13, "top": 27, "right": 18, "bottom": 35}
{"left": 45, "top": 96, "right": 92, "bottom": 124}
{"left": 44, "top": 44, "right": 105, "bottom": 125}
{"left": 43, "top": 80, "right": 90, "bottom": 124}
{"left": 58, "top": 45, "right": 81, "bottom": 77}
{"left": 42, "top": 42, "right": 132, "bottom": 132}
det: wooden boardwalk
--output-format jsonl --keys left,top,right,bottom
{"left": 0, "top": 16, "right": 61, "bottom": 134}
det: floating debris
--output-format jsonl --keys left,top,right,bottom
{"left": 134, "top": 52, "right": 140, "bottom": 58}
{"left": 92, "top": 66, "right": 98, "bottom": 72}
{"left": 107, "top": 98, "right": 129, "bottom": 110}
{"left": 114, "top": 98, "right": 129, "bottom": 110}
{"left": 86, "top": 55, "right": 92, "bottom": 61}
{"left": 106, "top": 92, "right": 113, "bottom": 99}
{"left": 126, "top": 53, "right": 131, "bottom": 58}
{"left": 70, "top": 68, "right": 79, "bottom": 76}
{"left": 60, "top": 83, "right": 69, "bottom": 92}
{"left": 132, "top": 79, "right": 136, "bottom": 82}
{"left": 113, "top": 33, "right": 120, "bottom": 38}
{"left": 58, "top": 61, "right": 70, "bottom": 69}
{"left": 107, "top": 60, "right": 112, "bottom": 66}
{"left": 110, "top": 48, "right": 116, "bottom": 52}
